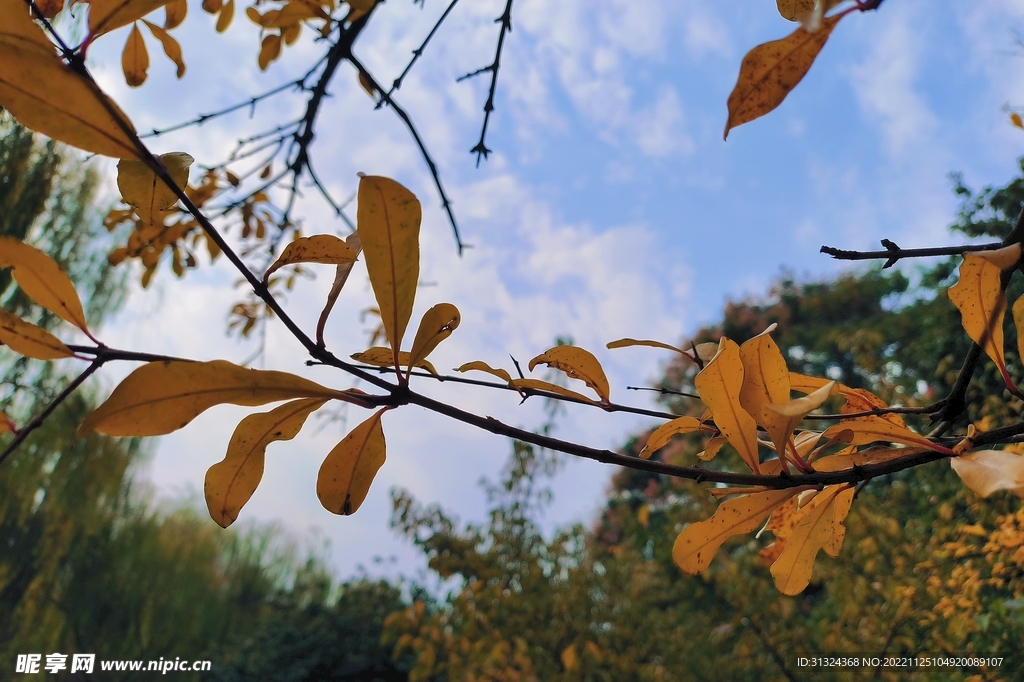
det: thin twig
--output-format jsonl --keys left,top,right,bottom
{"left": 627, "top": 385, "right": 701, "bottom": 400}
{"left": 820, "top": 239, "right": 1007, "bottom": 268}
{"left": 386, "top": 0, "right": 462, "bottom": 97}
{"left": 458, "top": 0, "right": 514, "bottom": 166}
{"left": 0, "top": 360, "right": 103, "bottom": 466}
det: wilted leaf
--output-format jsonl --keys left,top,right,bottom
{"left": 317, "top": 408, "right": 387, "bottom": 515}
{"left": 640, "top": 416, "right": 702, "bottom": 459}
{"left": 606, "top": 338, "right": 684, "bottom": 355}
{"left": 766, "top": 380, "right": 838, "bottom": 446}
{"left": 316, "top": 232, "right": 361, "bottom": 346}
{"left": 0, "top": 237, "right": 89, "bottom": 333}
{"left": 770, "top": 484, "right": 847, "bottom": 595}
{"left": 698, "top": 435, "right": 729, "bottom": 462}
{"left": 508, "top": 378, "right": 600, "bottom": 406}
{"left": 79, "top": 360, "right": 342, "bottom": 437}
{"left": 264, "top": 234, "right": 357, "bottom": 282}
{"left": 408, "top": 303, "right": 460, "bottom": 373}
{"left": 351, "top": 347, "right": 438, "bottom": 376}
{"left": 0, "top": 0, "right": 140, "bottom": 159}
{"left": 724, "top": 15, "right": 842, "bottom": 139}
{"left": 674, "top": 488, "right": 799, "bottom": 574}
{"left": 529, "top": 345, "right": 610, "bottom": 403}
{"left": 357, "top": 175, "right": 421, "bottom": 369}
{"left": 121, "top": 22, "right": 149, "bottom": 87}
{"left": 694, "top": 338, "right": 761, "bottom": 473}
{"left": 739, "top": 328, "right": 791, "bottom": 459}
{"left": 948, "top": 251, "right": 1015, "bottom": 390}
{"left": 822, "top": 420, "right": 951, "bottom": 454}
{"left": 116, "top": 151, "right": 193, "bottom": 225}
{"left": 89, "top": 0, "right": 178, "bottom": 36}
{"left": 205, "top": 398, "right": 327, "bottom": 527}
{"left": 143, "top": 20, "right": 185, "bottom": 78}
{"left": 776, "top": 0, "right": 814, "bottom": 21}
{"left": 951, "top": 450, "right": 1024, "bottom": 499}
{"left": 456, "top": 361, "right": 512, "bottom": 384}
{"left": 0, "top": 308, "right": 73, "bottom": 360}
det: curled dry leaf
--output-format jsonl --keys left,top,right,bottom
{"left": 407, "top": 303, "right": 460, "bottom": 373}
{"left": 766, "top": 380, "right": 838, "bottom": 442}
{"left": 205, "top": 398, "right": 327, "bottom": 527}
{"left": 357, "top": 175, "right": 421, "bottom": 368}
{"left": 976, "top": 243, "right": 1022, "bottom": 270}
{"left": 724, "top": 14, "right": 843, "bottom": 139}
{"left": 351, "top": 347, "right": 438, "bottom": 376}
{"left": 606, "top": 338, "right": 684, "bottom": 354}
{"left": 813, "top": 445, "right": 924, "bottom": 472}
{"left": 738, "top": 329, "right": 791, "bottom": 460}
{"left": 948, "top": 252, "right": 1015, "bottom": 391}
{"left": 951, "top": 450, "right": 1024, "bottom": 499}
{"left": 143, "top": 20, "right": 185, "bottom": 78}
{"left": 456, "top": 361, "right": 513, "bottom": 384}
{"left": 821, "top": 420, "right": 951, "bottom": 455}
{"left": 698, "top": 435, "right": 728, "bottom": 462}
{"left": 508, "top": 378, "right": 600, "bottom": 406}
{"left": 694, "top": 338, "right": 761, "bottom": 473}
{"left": 264, "top": 234, "right": 358, "bottom": 282}
{"left": 528, "top": 345, "right": 610, "bottom": 403}
{"left": 316, "top": 232, "right": 361, "bottom": 347}
{"left": 79, "top": 360, "right": 343, "bottom": 437}
{"left": 640, "top": 416, "right": 702, "bottom": 459}
{"left": 0, "top": 237, "right": 90, "bottom": 333}
{"left": 116, "top": 151, "right": 193, "bottom": 225}
{"left": 0, "top": 0, "right": 140, "bottom": 159}
{"left": 89, "top": 0, "right": 179, "bottom": 37}
{"left": 0, "top": 309, "right": 74, "bottom": 360}
{"left": 317, "top": 408, "right": 387, "bottom": 515}
{"left": 673, "top": 488, "right": 800, "bottom": 574}
{"left": 121, "top": 22, "right": 149, "bottom": 87}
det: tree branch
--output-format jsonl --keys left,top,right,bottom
{"left": 458, "top": 0, "right": 514, "bottom": 166}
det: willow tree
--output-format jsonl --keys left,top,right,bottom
{"left": 1, "top": 0, "right": 1023, "bottom": 632}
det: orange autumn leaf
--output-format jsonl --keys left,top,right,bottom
{"left": 528, "top": 345, "right": 610, "bottom": 403}
{"left": 694, "top": 338, "right": 761, "bottom": 473}
{"left": 724, "top": 14, "right": 843, "bottom": 139}
{"left": 317, "top": 408, "right": 387, "bottom": 515}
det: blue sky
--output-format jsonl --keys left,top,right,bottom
{"left": 66, "top": 0, "right": 1024, "bottom": 580}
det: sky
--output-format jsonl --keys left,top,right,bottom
{"left": 54, "top": 0, "right": 1024, "bottom": 582}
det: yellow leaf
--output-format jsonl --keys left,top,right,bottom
{"left": 673, "top": 488, "right": 799, "bottom": 574}
{"left": 776, "top": 0, "right": 814, "bottom": 22}
{"left": 528, "top": 345, "right": 610, "bottom": 403}
{"left": 976, "top": 243, "right": 1022, "bottom": 270}
{"left": 640, "top": 416, "right": 702, "bottom": 459}
{"left": 408, "top": 303, "right": 460, "bottom": 373}
{"left": 358, "top": 71, "right": 376, "bottom": 97}
{"left": 346, "top": 0, "right": 375, "bottom": 22}
{"left": 205, "top": 398, "right": 327, "bottom": 527}
{"left": 357, "top": 175, "right": 421, "bottom": 369}
{"left": 216, "top": 0, "right": 234, "bottom": 32}
{"left": 824, "top": 485, "right": 855, "bottom": 558}
{"left": 694, "top": 338, "right": 761, "bottom": 473}
{"left": 0, "top": 1, "right": 139, "bottom": 159}
{"left": 766, "top": 380, "right": 838, "bottom": 444}
{"left": 698, "top": 435, "right": 728, "bottom": 462}
{"left": 584, "top": 641, "right": 603, "bottom": 662}
{"left": 257, "top": 32, "right": 281, "bottom": 70}
{"left": 839, "top": 386, "right": 905, "bottom": 427}
{"left": 738, "top": 328, "right": 791, "bottom": 459}
{"left": 317, "top": 408, "right": 387, "bottom": 515}
{"left": 351, "top": 347, "right": 438, "bottom": 376}
{"left": 813, "top": 445, "right": 923, "bottom": 472}
{"left": 637, "top": 504, "right": 650, "bottom": 527}
{"left": 203, "top": 0, "right": 223, "bottom": 13}
{"left": 948, "top": 252, "right": 1014, "bottom": 390}
{"left": 121, "top": 22, "right": 149, "bottom": 87}
{"left": 606, "top": 338, "right": 684, "bottom": 354}
{"left": 951, "top": 450, "right": 1024, "bottom": 499}
{"left": 1012, "top": 112, "right": 1024, "bottom": 129}
{"left": 89, "top": 0, "right": 177, "bottom": 36}
{"left": 1014, "top": 295, "right": 1024, "bottom": 371}
{"left": 724, "top": 15, "right": 843, "bottom": 139}
{"left": 0, "top": 308, "right": 73, "bottom": 360}
{"left": 264, "top": 234, "right": 357, "bottom": 282}
{"left": 508, "top": 378, "right": 601, "bottom": 406}
{"left": 316, "top": 232, "right": 361, "bottom": 345}
{"left": 0, "top": 237, "right": 89, "bottom": 333}
{"left": 143, "top": 19, "right": 184, "bottom": 78}
{"left": 560, "top": 645, "right": 578, "bottom": 672}
{"left": 770, "top": 484, "right": 846, "bottom": 595}
{"left": 164, "top": 0, "right": 187, "bottom": 28}
{"left": 821, "top": 420, "right": 950, "bottom": 454}
{"left": 789, "top": 372, "right": 830, "bottom": 394}
{"left": 79, "top": 360, "right": 343, "bottom": 437}
{"left": 455, "top": 361, "right": 512, "bottom": 384}
{"left": 116, "top": 151, "right": 193, "bottom": 225}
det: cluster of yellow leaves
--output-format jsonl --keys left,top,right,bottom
{"left": 245, "top": 0, "right": 363, "bottom": 70}
{"left": 85, "top": 0, "right": 190, "bottom": 88}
